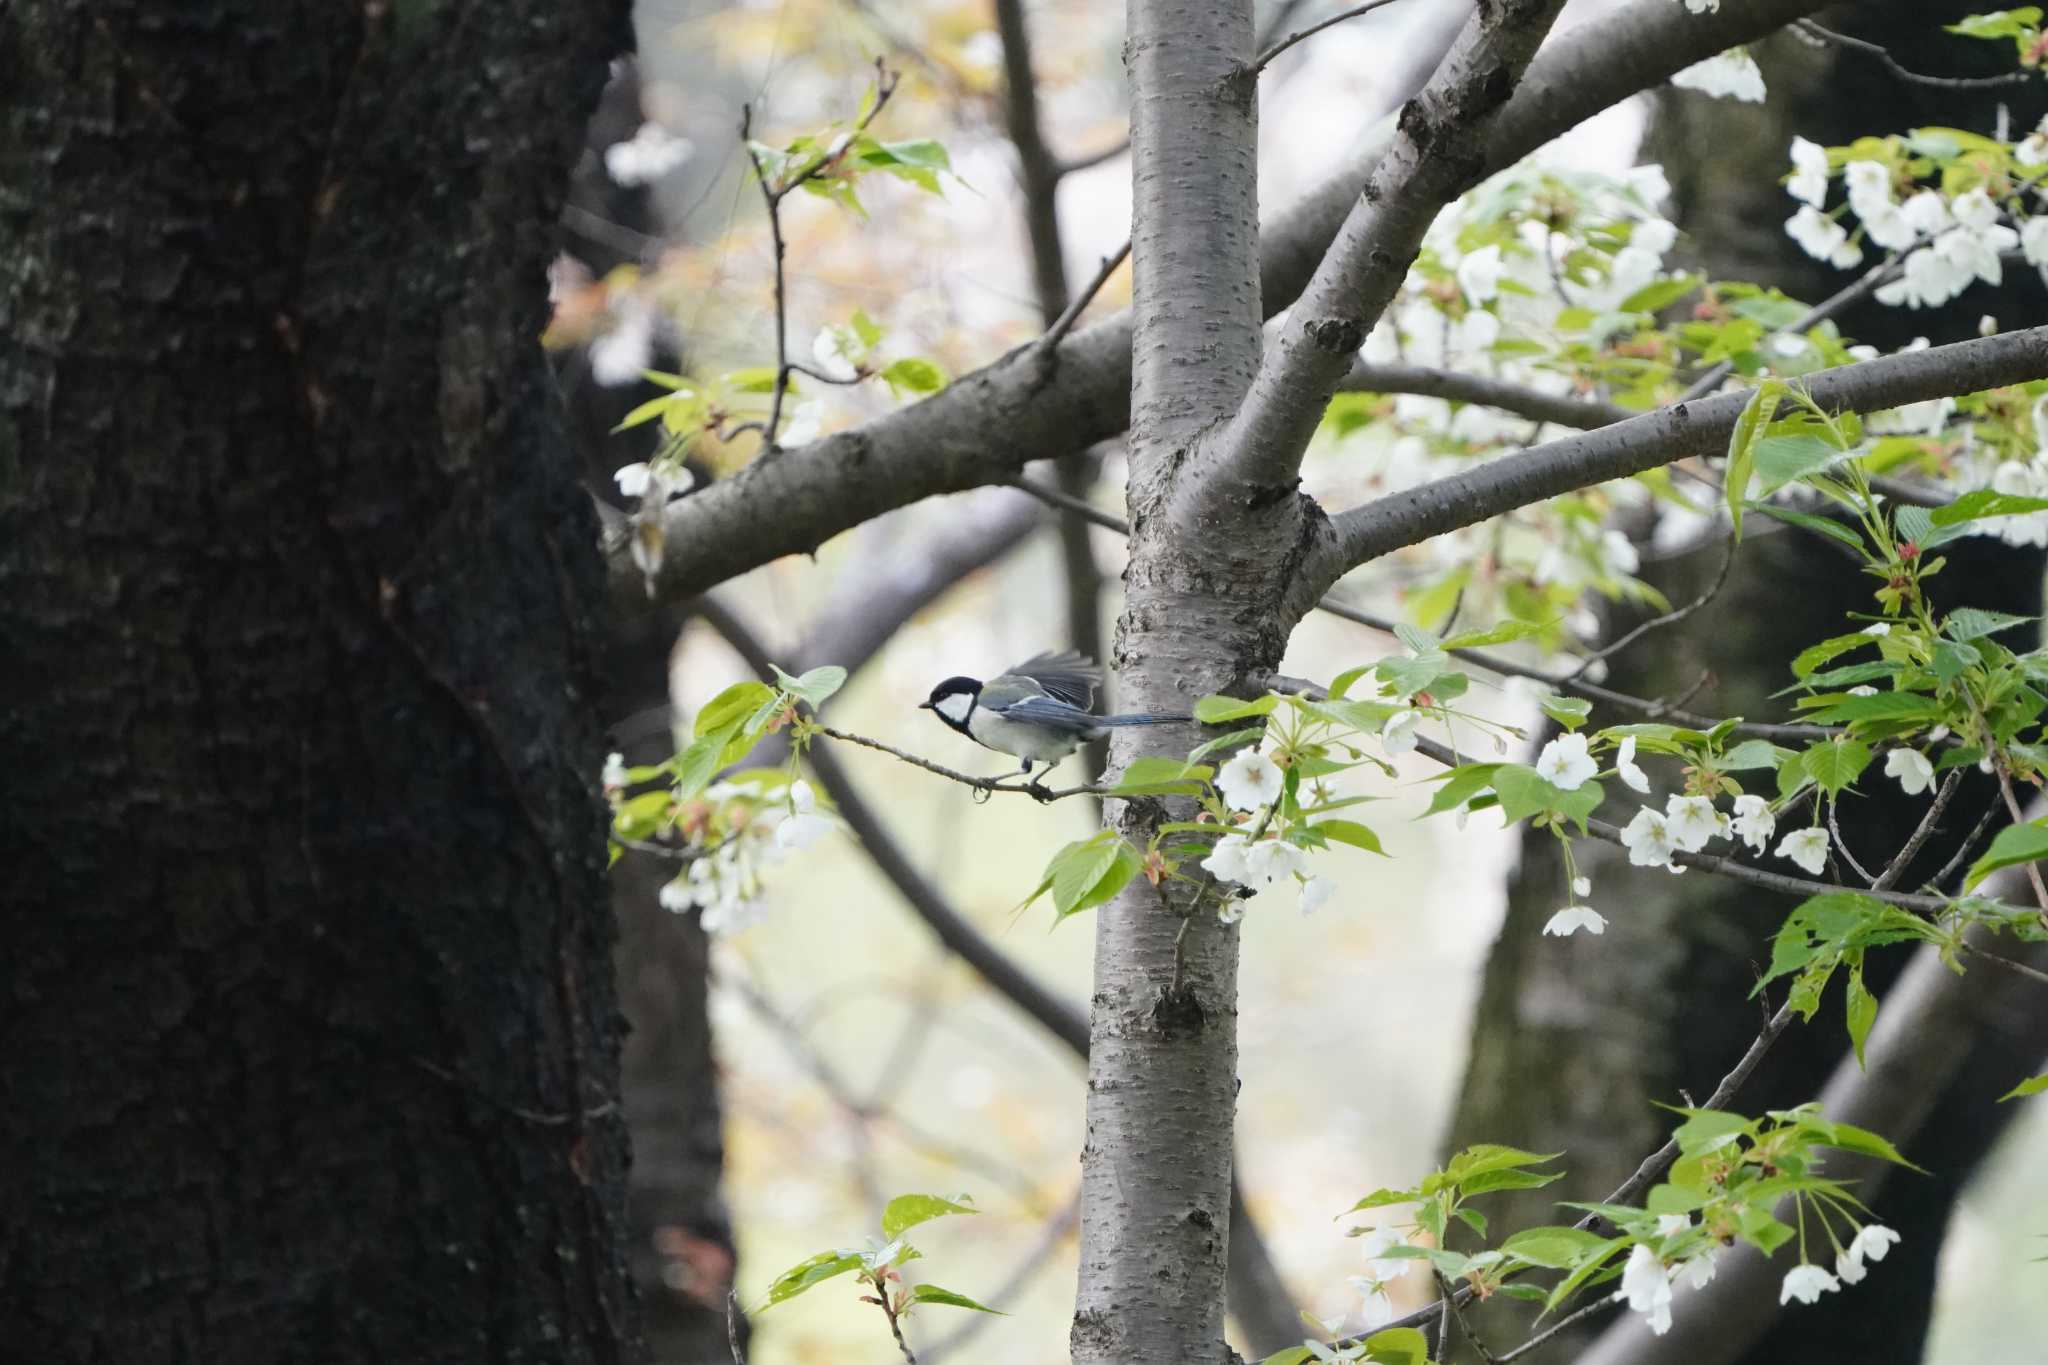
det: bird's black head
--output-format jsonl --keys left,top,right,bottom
{"left": 920, "top": 675, "right": 983, "bottom": 731}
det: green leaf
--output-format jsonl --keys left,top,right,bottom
{"left": 1189, "top": 725, "right": 1269, "bottom": 762}
{"left": 1502, "top": 1226, "right": 1611, "bottom": 1269}
{"left": 1539, "top": 694, "right": 1594, "bottom": 730}
{"left": 1049, "top": 835, "right": 1141, "bottom": 918}
{"left": 1441, "top": 618, "right": 1550, "bottom": 650}
{"left": 1422, "top": 762, "right": 1505, "bottom": 817}
{"left": 880, "top": 356, "right": 948, "bottom": 396}
{"left": 1107, "top": 756, "right": 1213, "bottom": 797}
{"left": 1724, "top": 381, "right": 1783, "bottom": 542}
{"left": 1446, "top": 1143, "right": 1563, "bottom": 1181}
{"left": 758, "top": 1249, "right": 864, "bottom": 1310}
{"left": 1799, "top": 691, "right": 1942, "bottom": 726}
{"left": 1944, "top": 607, "right": 2035, "bottom": 643}
{"left": 1195, "top": 693, "right": 1279, "bottom": 724}
{"left": 1753, "top": 432, "right": 1842, "bottom": 494}
{"left": 1845, "top": 965, "right": 1877, "bottom": 1070}
{"left": 1361, "top": 1326, "right": 1430, "bottom": 1365}
{"left": 1328, "top": 664, "right": 1375, "bottom": 699}
{"left": 882, "top": 1193, "right": 978, "bottom": 1240}
{"left": 1720, "top": 738, "right": 1792, "bottom": 771}
{"left": 1345, "top": 1186, "right": 1422, "bottom": 1214}
{"left": 1999, "top": 1072, "right": 2048, "bottom": 1102}
{"left": 1750, "top": 501, "right": 1866, "bottom": 551}
{"left": 1491, "top": 764, "right": 1565, "bottom": 825}
{"left": 675, "top": 731, "right": 732, "bottom": 800}
{"left": 612, "top": 789, "right": 672, "bottom": 841}
{"left": 1460, "top": 1166, "right": 1564, "bottom": 1196}
{"left": 1929, "top": 489, "right": 2048, "bottom": 526}
{"left": 1316, "top": 819, "right": 1386, "bottom": 855}
{"left": 1947, "top": 8, "right": 2042, "bottom": 39}
{"left": 1966, "top": 820, "right": 2048, "bottom": 890}
{"left": 1931, "top": 639, "right": 1978, "bottom": 685}
{"left": 1619, "top": 273, "right": 1702, "bottom": 314}
{"left": 1792, "top": 632, "right": 1879, "bottom": 678}
{"left": 906, "top": 1283, "right": 1002, "bottom": 1314}
{"left": 613, "top": 391, "right": 680, "bottom": 433}
{"left": 1672, "top": 1108, "right": 1750, "bottom": 1155}
{"left": 696, "top": 681, "right": 779, "bottom": 740}
{"left": 1817, "top": 1119, "right": 1922, "bottom": 1171}
{"left": 1801, "top": 738, "right": 1872, "bottom": 795}
{"left": 771, "top": 663, "right": 847, "bottom": 710}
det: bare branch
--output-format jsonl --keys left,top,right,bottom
{"left": 1341, "top": 361, "right": 1634, "bottom": 430}
{"left": 1253, "top": 0, "right": 1413, "bottom": 72}
{"left": 1201, "top": 0, "right": 1570, "bottom": 515}
{"left": 1793, "top": 16, "right": 2034, "bottom": 91}
{"left": 1310, "top": 327, "right": 2048, "bottom": 600}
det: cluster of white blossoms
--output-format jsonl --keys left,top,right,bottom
{"left": 1205, "top": 746, "right": 1336, "bottom": 917}
{"left": 1527, "top": 716, "right": 1948, "bottom": 938}
{"left": 1620, "top": 1215, "right": 1719, "bottom": 1336}
{"left": 653, "top": 779, "right": 840, "bottom": 935}
{"left": 1341, "top": 1225, "right": 1417, "bottom": 1331}
{"left": 1779, "top": 1223, "right": 1902, "bottom": 1306}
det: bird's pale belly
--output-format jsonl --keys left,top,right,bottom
{"left": 967, "top": 708, "right": 1086, "bottom": 762}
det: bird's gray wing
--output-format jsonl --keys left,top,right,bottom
{"left": 982, "top": 695, "right": 1104, "bottom": 736}
{"left": 1006, "top": 651, "right": 1101, "bottom": 709}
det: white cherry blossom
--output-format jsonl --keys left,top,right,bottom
{"left": 1217, "top": 748, "right": 1285, "bottom": 812}
{"left": 1543, "top": 906, "right": 1608, "bottom": 936}
{"left": 1730, "top": 794, "right": 1775, "bottom": 853}
{"left": 1885, "top": 749, "right": 1935, "bottom": 796}
{"left": 1779, "top": 1263, "right": 1840, "bottom": 1305}
{"left": 1536, "top": 733, "right": 1599, "bottom": 791}
{"left": 1776, "top": 826, "right": 1829, "bottom": 876}
{"left": 1664, "top": 795, "right": 1720, "bottom": 852}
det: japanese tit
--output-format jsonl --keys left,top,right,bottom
{"left": 919, "top": 651, "right": 1185, "bottom": 784}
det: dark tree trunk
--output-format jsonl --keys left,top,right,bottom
{"left": 0, "top": 4, "right": 639, "bottom": 1361}
{"left": 1442, "top": 6, "right": 2048, "bottom": 1361}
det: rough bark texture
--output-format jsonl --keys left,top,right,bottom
{"left": 1442, "top": 10, "right": 2048, "bottom": 1361}
{"left": 1072, "top": 5, "right": 1265, "bottom": 1363}
{"left": 559, "top": 62, "right": 736, "bottom": 1365}
{"left": 0, "top": 3, "right": 636, "bottom": 1361}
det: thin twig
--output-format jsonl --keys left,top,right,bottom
{"left": 1873, "top": 768, "right": 1961, "bottom": 893}
{"left": 1037, "top": 240, "right": 1132, "bottom": 353}
{"left": 740, "top": 60, "right": 900, "bottom": 455}
{"left": 1925, "top": 794, "right": 2005, "bottom": 892}
{"left": 1960, "top": 940, "right": 2048, "bottom": 988}
{"left": 1563, "top": 534, "right": 1735, "bottom": 683}
{"left": 1794, "top": 17, "right": 2034, "bottom": 91}
{"left": 1495, "top": 1291, "right": 1626, "bottom": 1363}
{"left": 1676, "top": 245, "right": 1911, "bottom": 404}
{"left": 1441, "top": 1271, "right": 1501, "bottom": 1365}
{"left": 1992, "top": 758, "right": 2048, "bottom": 927}
{"left": 811, "top": 724, "right": 1110, "bottom": 802}
{"left": 727, "top": 1289, "right": 748, "bottom": 1364}
{"left": 1827, "top": 797, "right": 1879, "bottom": 887}
{"left": 1586, "top": 1000, "right": 1800, "bottom": 1222}
{"left": 879, "top": 1289, "right": 920, "bottom": 1364}
{"left": 1254, "top": 0, "right": 1412, "bottom": 71}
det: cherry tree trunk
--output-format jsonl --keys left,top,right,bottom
{"left": 0, "top": 3, "right": 639, "bottom": 1360}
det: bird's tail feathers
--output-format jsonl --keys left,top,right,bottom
{"left": 1097, "top": 712, "right": 1189, "bottom": 727}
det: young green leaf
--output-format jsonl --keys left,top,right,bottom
{"left": 907, "top": 1283, "right": 1003, "bottom": 1314}
{"left": 757, "top": 1249, "right": 865, "bottom": 1310}
{"left": 881, "top": 1193, "right": 978, "bottom": 1240}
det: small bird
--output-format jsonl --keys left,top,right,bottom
{"left": 919, "top": 651, "right": 1186, "bottom": 788}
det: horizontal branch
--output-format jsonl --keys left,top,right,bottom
{"left": 1340, "top": 361, "right": 1634, "bottom": 429}
{"left": 615, "top": 0, "right": 1841, "bottom": 607}
{"left": 1306, "top": 327, "right": 2048, "bottom": 597}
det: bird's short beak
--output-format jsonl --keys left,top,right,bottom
{"left": 917, "top": 700, "right": 933, "bottom": 709}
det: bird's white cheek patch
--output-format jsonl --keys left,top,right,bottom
{"left": 936, "top": 693, "right": 975, "bottom": 724}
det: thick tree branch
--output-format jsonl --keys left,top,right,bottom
{"left": 616, "top": 0, "right": 1838, "bottom": 608}
{"left": 1200, "top": 0, "right": 1569, "bottom": 512}
{"left": 1307, "top": 327, "right": 2048, "bottom": 600}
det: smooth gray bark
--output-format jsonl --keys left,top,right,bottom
{"left": 1072, "top": 6, "right": 1263, "bottom": 1361}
